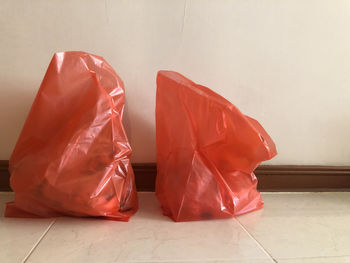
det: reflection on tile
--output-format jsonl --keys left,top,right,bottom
{"left": 0, "top": 192, "right": 14, "bottom": 216}
{"left": 0, "top": 192, "right": 55, "bottom": 263}
{"left": 237, "top": 193, "right": 350, "bottom": 260}
{"left": 27, "top": 193, "right": 271, "bottom": 263}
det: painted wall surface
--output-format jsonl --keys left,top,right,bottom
{"left": 1, "top": 0, "right": 350, "bottom": 165}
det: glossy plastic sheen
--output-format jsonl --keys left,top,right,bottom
{"left": 5, "top": 51, "right": 138, "bottom": 221}
{"left": 155, "top": 71, "right": 277, "bottom": 222}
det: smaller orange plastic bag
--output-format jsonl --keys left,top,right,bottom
{"left": 5, "top": 51, "right": 138, "bottom": 221}
{"left": 155, "top": 71, "right": 277, "bottom": 222}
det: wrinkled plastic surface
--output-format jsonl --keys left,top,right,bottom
{"left": 5, "top": 51, "right": 138, "bottom": 221}
{"left": 155, "top": 71, "right": 277, "bottom": 222}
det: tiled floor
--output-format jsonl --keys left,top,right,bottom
{"left": 1, "top": 192, "right": 350, "bottom": 263}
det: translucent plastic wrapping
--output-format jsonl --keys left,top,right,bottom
{"left": 155, "top": 71, "right": 277, "bottom": 222}
{"left": 5, "top": 51, "right": 138, "bottom": 221}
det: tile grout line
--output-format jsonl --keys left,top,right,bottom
{"left": 235, "top": 218, "right": 278, "bottom": 263}
{"left": 22, "top": 219, "right": 57, "bottom": 263}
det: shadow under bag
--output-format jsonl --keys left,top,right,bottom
{"left": 5, "top": 51, "right": 138, "bottom": 221}
{"left": 155, "top": 71, "right": 277, "bottom": 222}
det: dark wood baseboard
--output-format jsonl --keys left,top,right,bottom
{"left": 1, "top": 160, "right": 350, "bottom": 192}
{"left": 0, "top": 160, "right": 11, "bottom": 191}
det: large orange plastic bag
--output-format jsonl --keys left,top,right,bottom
{"left": 5, "top": 51, "right": 138, "bottom": 221}
{"left": 155, "top": 71, "right": 277, "bottom": 222}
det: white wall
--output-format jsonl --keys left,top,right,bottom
{"left": 1, "top": 0, "right": 350, "bottom": 165}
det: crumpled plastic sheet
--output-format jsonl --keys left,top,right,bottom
{"left": 155, "top": 70, "right": 277, "bottom": 222}
{"left": 5, "top": 51, "right": 138, "bottom": 221}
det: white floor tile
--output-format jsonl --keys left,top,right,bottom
{"left": 278, "top": 256, "right": 350, "bottom": 263}
{"left": 0, "top": 192, "right": 55, "bottom": 263}
{"left": 141, "top": 260, "right": 275, "bottom": 263}
{"left": 237, "top": 192, "right": 350, "bottom": 261}
{"left": 26, "top": 192, "right": 272, "bottom": 263}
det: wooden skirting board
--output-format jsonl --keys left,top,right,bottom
{"left": 1, "top": 160, "right": 350, "bottom": 192}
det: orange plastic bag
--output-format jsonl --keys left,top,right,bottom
{"left": 155, "top": 71, "right": 277, "bottom": 222}
{"left": 5, "top": 51, "right": 138, "bottom": 221}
